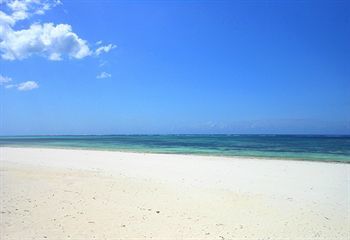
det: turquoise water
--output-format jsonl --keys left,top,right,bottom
{"left": 0, "top": 135, "right": 349, "bottom": 163}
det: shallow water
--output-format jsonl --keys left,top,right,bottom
{"left": 0, "top": 135, "right": 349, "bottom": 163}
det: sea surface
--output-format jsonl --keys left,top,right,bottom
{"left": 0, "top": 135, "right": 349, "bottom": 163}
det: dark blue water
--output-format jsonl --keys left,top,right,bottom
{"left": 0, "top": 135, "right": 349, "bottom": 163}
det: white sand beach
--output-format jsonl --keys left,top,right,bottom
{"left": 0, "top": 147, "right": 349, "bottom": 239}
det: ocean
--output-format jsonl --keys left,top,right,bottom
{"left": 0, "top": 135, "right": 349, "bottom": 163}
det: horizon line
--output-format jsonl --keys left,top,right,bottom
{"left": 1, "top": 133, "right": 350, "bottom": 137}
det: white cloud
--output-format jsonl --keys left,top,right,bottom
{"left": 0, "top": 22, "right": 92, "bottom": 60}
{"left": 17, "top": 80, "right": 38, "bottom": 90}
{"left": 96, "top": 71, "right": 111, "bottom": 79}
{"left": 0, "top": 74, "right": 12, "bottom": 84}
{"left": 0, "top": 0, "right": 116, "bottom": 61}
{"left": 98, "top": 60, "right": 107, "bottom": 67}
{"left": 0, "top": 10, "right": 16, "bottom": 25}
{"left": 0, "top": 74, "right": 39, "bottom": 90}
{"left": 95, "top": 43, "right": 116, "bottom": 56}
{"left": 1, "top": 0, "right": 61, "bottom": 25}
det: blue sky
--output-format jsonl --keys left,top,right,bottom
{"left": 0, "top": 0, "right": 349, "bottom": 135}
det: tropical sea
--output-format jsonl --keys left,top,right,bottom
{"left": 0, "top": 135, "right": 349, "bottom": 163}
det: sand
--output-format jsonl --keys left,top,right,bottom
{"left": 0, "top": 147, "right": 349, "bottom": 239}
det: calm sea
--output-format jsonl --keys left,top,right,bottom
{"left": 0, "top": 135, "right": 349, "bottom": 163}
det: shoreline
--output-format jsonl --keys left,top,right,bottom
{"left": 1, "top": 147, "right": 349, "bottom": 239}
{"left": 1, "top": 145, "right": 349, "bottom": 164}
